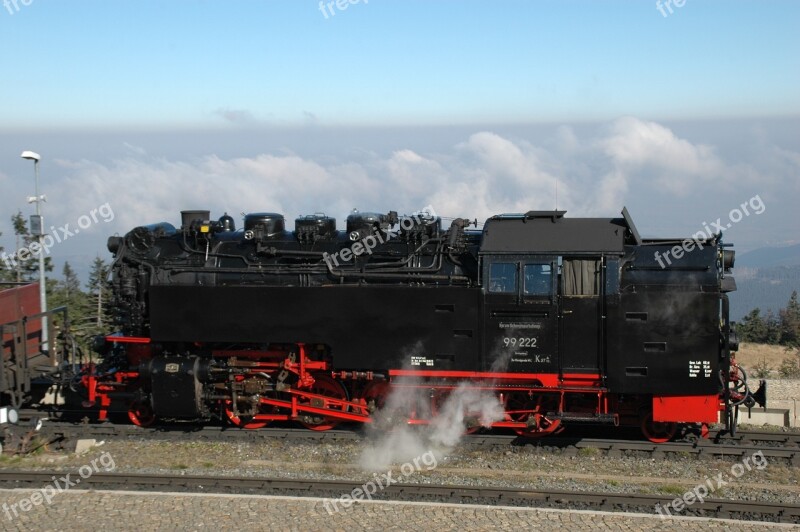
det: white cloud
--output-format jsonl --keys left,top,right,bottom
{"left": 37, "top": 120, "right": 738, "bottom": 235}
{"left": 600, "top": 116, "right": 724, "bottom": 196}
{"left": 2, "top": 117, "right": 795, "bottom": 279}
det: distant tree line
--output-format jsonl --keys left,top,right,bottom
{"left": 738, "top": 291, "right": 800, "bottom": 378}
{"left": 729, "top": 265, "right": 800, "bottom": 321}
{"left": 737, "top": 291, "right": 800, "bottom": 348}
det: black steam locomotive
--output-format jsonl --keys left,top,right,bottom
{"left": 84, "top": 206, "right": 764, "bottom": 441}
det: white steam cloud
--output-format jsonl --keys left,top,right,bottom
{"left": 360, "top": 380, "right": 505, "bottom": 472}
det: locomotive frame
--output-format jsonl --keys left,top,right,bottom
{"left": 83, "top": 206, "right": 765, "bottom": 442}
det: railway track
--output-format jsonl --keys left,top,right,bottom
{"left": 0, "top": 470, "right": 797, "bottom": 523}
{"left": 28, "top": 421, "right": 800, "bottom": 464}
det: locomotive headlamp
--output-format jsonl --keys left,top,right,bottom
{"left": 721, "top": 249, "right": 735, "bottom": 272}
{"left": 107, "top": 236, "right": 122, "bottom": 253}
{"left": 200, "top": 224, "right": 210, "bottom": 234}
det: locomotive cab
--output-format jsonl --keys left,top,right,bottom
{"left": 479, "top": 211, "right": 623, "bottom": 382}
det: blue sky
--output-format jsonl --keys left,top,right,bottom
{"left": 2, "top": 1, "right": 798, "bottom": 128}
{"left": 0, "top": 0, "right": 798, "bottom": 287}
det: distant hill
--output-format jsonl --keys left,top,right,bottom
{"left": 736, "top": 244, "right": 800, "bottom": 268}
{"left": 728, "top": 244, "right": 800, "bottom": 321}
{"left": 730, "top": 265, "right": 800, "bottom": 321}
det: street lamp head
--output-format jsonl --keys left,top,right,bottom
{"left": 21, "top": 150, "right": 41, "bottom": 162}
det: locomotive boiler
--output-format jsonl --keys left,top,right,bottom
{"left": 84, "top": 205, "right": 765, "bottom": 441}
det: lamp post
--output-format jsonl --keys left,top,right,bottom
{"left": 20, "top": 150, "right": 48, "bottom": 351}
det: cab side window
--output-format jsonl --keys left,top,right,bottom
{"left": 489, "top": 263, "right": 517, "bottom": 293}
{"left": 524, "top": 264, "right": 552, "bottom": 295}
{"left": 562, "top": 259, "right": 601, "bottom": 296}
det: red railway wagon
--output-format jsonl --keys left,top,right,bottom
{"left": 1, "top": 283, "right": 65, "bottom": 409}
{"left": 1, "top": 283, "right": 42, "bottom": 357}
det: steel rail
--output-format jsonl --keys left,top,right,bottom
{"left": 0, "top": 470, "right": 797, "bottom": 523}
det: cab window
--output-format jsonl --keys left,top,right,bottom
{"left": 524, "top": 264, "right": 552, "bottom": 295}
{"left": 562, "top": 259, "right": 601, "bottom": 296}
{"left": 489, "top": 263, "right": 517, "bottom": 293}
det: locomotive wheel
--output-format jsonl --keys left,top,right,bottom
{"left": 514, "top": 418, "right": 563, "bottom": 438}
{"left": 224, "top": 401, "right": 269, "bottom": 430}
{"left": 128, "top": 401, "right": 155, "bottom": 427}
{"left": 641, "top": 412, "right": 678, "bottom": 443}
{"left": 360, "top": 381, "right": 390, "bottom": 414}
{"left": 506, "top": 391, "right": 563, "bottom": 438}
{"left": 431, "top": 389, "right": 482, "bottom": 435}
{"left": 299, "top": 375, "right": 350, "bottom": 431}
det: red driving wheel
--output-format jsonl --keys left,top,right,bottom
{"left": 299, "top": 375, "right": 350, "bottom": 431}
{"left": 128, "top": 401, "right": 156, "bottom": 427}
